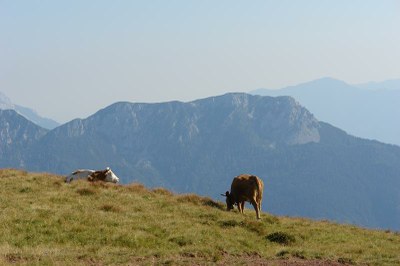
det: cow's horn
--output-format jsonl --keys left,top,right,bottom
{"left": 221, "top": 191, "right": 230, "bottom": 197}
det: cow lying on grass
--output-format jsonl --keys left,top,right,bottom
{"left": 222, "top": 174, "right": 264, "bottom": 219}
{"left": 65, "top": 167, "right": 120, "bottom": 183}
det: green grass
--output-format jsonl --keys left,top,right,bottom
{"left": 0, "top": 169, "right": 399, "bottom": 265}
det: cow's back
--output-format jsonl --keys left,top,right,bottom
{"left": 231, "top": 174, "right": 263, "bottom": 202}
{"left": 65, "top": 169, "right": 95, "bottom": 183}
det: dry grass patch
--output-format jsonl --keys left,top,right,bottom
{"left": 0, "top": 169, "right": 28, "bottom": 178}
{"left": 76, "top": 187, "right": 97, "bottom": 196}
{"left": 152, "top": 187, "right": 174, "bottom": 196}
{"left": 1, "top": 169, "right": 399, "bottom": 265}
{"left": 126, "top": 183, "right": 148, "bottom": 193}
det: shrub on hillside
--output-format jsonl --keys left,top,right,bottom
{"left": 266, "top": 231, "right": 296, "bottom": 245}
{"left": 177, "top": 194, "right": 224, "bottom": 210}
{"left": 169, "top": 236, "right": 193, "bottom": 247}
{"left": 100, "top": 204, "right": 122, "bottom": 213}
{"left": 19, "top": 187, "right": 32, "bottom": 193}
{"left": 202, "top": 198, "right": 225, "bottom": 210}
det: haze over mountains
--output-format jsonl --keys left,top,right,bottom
{"left": 1, "top": 93, "right": 399, "bottom": 231}
{"left": 0, "top": 92, "right": 59, "bottom": 130}
{"left": 251, "top": 78, "right": 400, "bottom": 146}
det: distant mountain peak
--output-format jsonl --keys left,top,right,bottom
{"left": 355, "top": 79, "right": 400, "bottom": 91}
{"left": 0, "top": 91, "right": 60, "bottom": 130}
{"left": 0, "top": 92, "right": 15, "bottom": 110}
{"left": 107, "top": 93, "right": 321, "bottom": 146}
{"left": 250, "top": 77, "right": 400, "bottom": 146}
{"left": 293, "top": 77, "right": 351, "bottom": 90}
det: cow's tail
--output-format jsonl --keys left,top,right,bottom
{"left": 251, "top": 175, "right": 263, "bottom": 205}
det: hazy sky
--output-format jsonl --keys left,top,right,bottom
{"left": 1, "top": 1, "right": 399, "bottom": 123}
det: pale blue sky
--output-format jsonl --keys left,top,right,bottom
{"left": 1, "top": 1, "right": 399, "bottom": 122}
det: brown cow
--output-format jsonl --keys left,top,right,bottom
{"left": 222, "top": 174, "right": 264, "bottom": 219}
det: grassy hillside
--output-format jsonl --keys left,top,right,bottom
{"left": 0, "top": 169, "right": 399, "bottom": 265}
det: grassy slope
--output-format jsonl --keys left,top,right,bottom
{"left": 0, "top": 169, "right": 399, "bottom": 265}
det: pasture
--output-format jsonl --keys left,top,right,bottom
{"left": 0, "top": 169, "right": 399, "bottom": 265}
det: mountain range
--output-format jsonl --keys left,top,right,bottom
{"left": 1, "top": 93, "right": 399, "bottom": 231}
{"left": 251, "top": 77, "right": 400, "bottom": 146}
{"left": 356, "top": 78, "right": 400, "bottom": 91}
{"left": 0, "top": 91, "right": 59, "bottom": 130}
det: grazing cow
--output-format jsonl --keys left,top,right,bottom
{"left": 222, "top": 174, "right": 264, "bottom": 219}
{"left": 65, "top": 167, "right": 120, "bottom": 183}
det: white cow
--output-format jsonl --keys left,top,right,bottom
{"left": 65, "top": 167, "right": 120, "bottom": 183}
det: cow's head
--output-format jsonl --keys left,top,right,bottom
{"left": 104, "top": 167, "right": 120, "bottom": 183}
{"left": 221, "top": 191, "right": 235, "bottom": 211}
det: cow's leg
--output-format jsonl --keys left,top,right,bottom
{"left": 237, "top": 202, "right": 242, "bottom": 213}
{"left": 240, "top": 202, "right": 245, "bottom": 213}
{"left": 251, "top": 199, "right": 261, "bottom": 219}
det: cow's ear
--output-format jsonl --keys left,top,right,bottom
{"left": 225, "top": 191, "right": 230, "bottom": 196}
{"left": 221, "top": 192, "right": 227, "bottom": 197}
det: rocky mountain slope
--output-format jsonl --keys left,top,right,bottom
{"left": 0, "top": 109, "right": 48, "bottom": 168}
{"left": 251, "top": 77, "right": 400, "bottom": 146}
